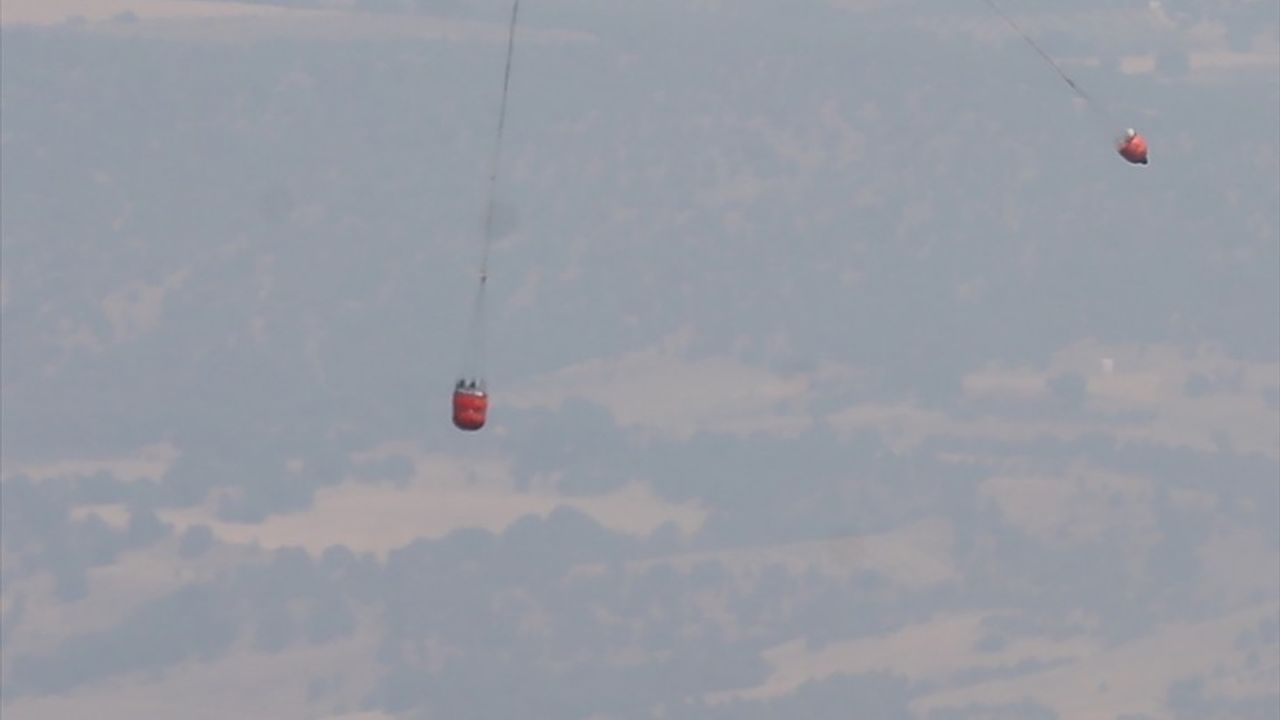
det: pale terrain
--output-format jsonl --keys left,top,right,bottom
{"left": 2, "top": 1, "right": 1277, "bottom": 718}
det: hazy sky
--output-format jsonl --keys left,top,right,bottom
{"left": 2, "top": 1, "right": 1278, "bottom": 718}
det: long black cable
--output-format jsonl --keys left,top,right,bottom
{"left": 479, "top": 0, "right": 521, "bottom": 287}
{"left": 982, "top": 0, "right": 1091, "bottom": 104}
{"left": 463, "top": 0, "right": 521, "bottom": 384}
